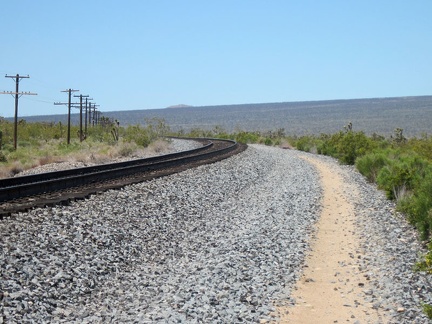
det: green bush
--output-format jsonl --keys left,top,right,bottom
{"left": 317, "top": 133, "right": 338, "bottom": 157}
{"left": 234, "top": 131, "right": 260, "bottom": 144}
{"left": 355, "top": 151, "right": 389, "bottom": 182}
{"left": 338, "top": 131, "right": 375, "bottom": 164}
{"left": 376, "top": 160, "right": 414, "bottom": 200}
{"left": 295, "top": 136, "right": 315, "bottom": 152}
{"left": 398, "top": 171, "right": 432, "bottom": 239}
{"left": 264, "top": 138, "right": 273, "bottom": 146}
{"left": 376, "top": 154, "right": 430, "bottom": 200}
{"left": 408, "top": 135, "right": 432, "bottom": 161}
{"left": 0, "top": 151, "right": 7, "bottom": 162}
{"left": 415, "top": 240, "right": 432, "bottom": 273}
{"left": 319, "top": 131, "right": 376, "bottom": 165}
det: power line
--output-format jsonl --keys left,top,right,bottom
{"left": 21, "top": 96, "right": 57, "bottom": 104}
{"left": 0, "top": 74, "right": 37, "bottom": 150}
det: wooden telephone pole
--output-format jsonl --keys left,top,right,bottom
{"left": 54, "top": 89, "right": 79, "bottom": 144}
{"left": 84, "top": 97, "right": 93, "bottom": 138}
{"left": 74, "top": 94, "right": 89, "bottom": 142}
{"left": 0, "top": 74, "right": 37, "bottom": 150}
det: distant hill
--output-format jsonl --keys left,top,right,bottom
{"left": 10, "top": 96, "right": 432, "bottom": 137}
{"left": 166, "top": 104, "right": 193, "bottom": 109}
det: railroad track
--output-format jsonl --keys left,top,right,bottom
{"left": 0, "top": 138, "right": 246, "bottom": 217}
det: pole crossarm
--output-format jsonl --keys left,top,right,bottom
{"left": 54, "top": 102, "right": 80, "bottom": 106}
{"left": 0, "top": 91, "right": 37, "bottom": 95}
{"left": 61, "top": 89, "right": 79, "bottom": 93}
{"left": 5, "top": 74, "right": 29, "bottom": 80}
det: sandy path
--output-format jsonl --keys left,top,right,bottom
{"left": 277, "top": 155, "right": 388, "bottom": 323}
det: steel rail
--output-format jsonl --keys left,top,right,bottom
{"left": 0, "top": 138, "right": 242, "bottom": 208}
{"left": 0, "top": 138, "right": 212, "bottom": 189}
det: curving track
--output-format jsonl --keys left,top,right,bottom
{"left": 0, "top": 138, "right": 246, "bottom": 217}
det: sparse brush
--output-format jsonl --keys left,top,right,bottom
{"left": 0, "top": 151, "right": 7, "bottom": 162}
{"left": 38, "top": 155, "right": 60, "bottom": 166}
{"left": 114, "top": 141, "right": 139, "bottom": 157}
{"left": 0, "top": 167, "right": 11, "bottom": 179}
{"left": 278, "top": 140, "right": 293, "bottom": 149}
{"left": 149, "top": 139, "right": 169, "bottom": 153}
{"left": 9, "top": 162, "right": 24, "bottom": 176}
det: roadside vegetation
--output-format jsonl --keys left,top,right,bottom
{"left": 0, "top": 117, "right": 170, "bottom": 178}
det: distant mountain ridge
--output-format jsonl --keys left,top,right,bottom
{"left": 166, "top": 104, "right": 193, "bottom": 109}
{"left": 9, "top": 96, "right": 432, "bottom": 137}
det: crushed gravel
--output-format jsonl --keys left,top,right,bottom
{"left": 1, "top": 144, "right": 431, "bottom": 323}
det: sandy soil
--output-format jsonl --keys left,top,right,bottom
{"left": 276, "top": 155, "right": 388, "bottom": 323}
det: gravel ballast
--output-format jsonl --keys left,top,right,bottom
{"left": 1, "top": 143, "right": 431, "bottom": 323}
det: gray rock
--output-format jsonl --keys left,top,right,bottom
{"left": 1, "top": 144, "right": 431, "bottom": 323}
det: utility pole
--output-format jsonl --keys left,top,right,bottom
{"left": 96, "top": 108, "right": 101, "bottom": 125}
{"left": 0, "top": 74, "right": 37, "bottom": 150}
{"left": 90, "top": 103, "right": 100, "bottom": 126}
{"left": 84, "top": 97, "right": 93, "bottom": 138}
{"left": 88, "top": 102, "right": 92, "bottom": 127}
{"left": 54, "top": 89, "right": 79, "bottom": 144}
{"left": 74, "top": 94, "right": 89, "bottom": 142}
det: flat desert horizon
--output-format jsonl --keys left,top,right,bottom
{"left": 7, "top": 95, "right": 432, "bottom": 137}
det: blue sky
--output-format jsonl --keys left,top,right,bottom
{"left": 0, "top": 1, "right": 431, "bottom": 117}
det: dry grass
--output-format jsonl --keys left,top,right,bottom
{"left": 393, "top": 184, "right": 411, "bottom": 202}
{"left": 9, "top": 162, "right": 25, "bottom": 177}
{"left": 0, "top": 138, "right": 172, "bottom": 179}
{"left": 0, "top": 168, "right": 12, "bottom": 178}
{"left": 279, "top": 139, "right": 293, "bottom": 150}
{"left": 38, "top": 155, "right": 62, "bottom": 166}
{"left": 147, "top": 139, "right": 170, "bottom": 154}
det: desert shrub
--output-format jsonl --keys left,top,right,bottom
{"left": 87, "top": 126, "right": 113, "bottom": 143}
{"left": 355, "top": 151, "right": 389, "bottom": 182}
{"left": 9, "top": 162, "right": 24, "bottom": 176}
{"left": 295, "top": 136, "right": 316, "bottom": 152}
{"left": 398, "top": 170, "right": 432, "bottom": 239}
{"left": 317, "top": 133, "right": 338, "bottom": 157}
{"left": 406, "top": 135, "right": 432, "bottom": 161}
{"left": 338, "top": 131, "right": 376, "bottom": 164}
{"left": 124, "top": 125, "right": 151, "bottom": 147}
{"left": 235, "top": 131, "right": 260, "bottom": 144}
{"left": 144, "top": 117, "right": 170, "bottom": 140}
{"left": 117, "top": 142, "right": 137, "bottom": 157}
{"left": 376, "top": 158, "right": 418, "bottom": 200}
{"left": 264, "top": 138, "right": 273, "bottom": 146}
{"left": 318, "top": 131, "right": 377, "bottom": 165}
{"left": 415, "top": 239, "right": 432, "bottom": 274}
{"left": 134, "top": 133, "right": 150, "bottom": 147}
{"left": 0, "top": 151, "right": 7, "bottom": 162}
{"left": 118, "top": 118, "right": 169, "bottom": 144}
{"left": 147, "top": 139, "right": 167, "bottom": 153}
